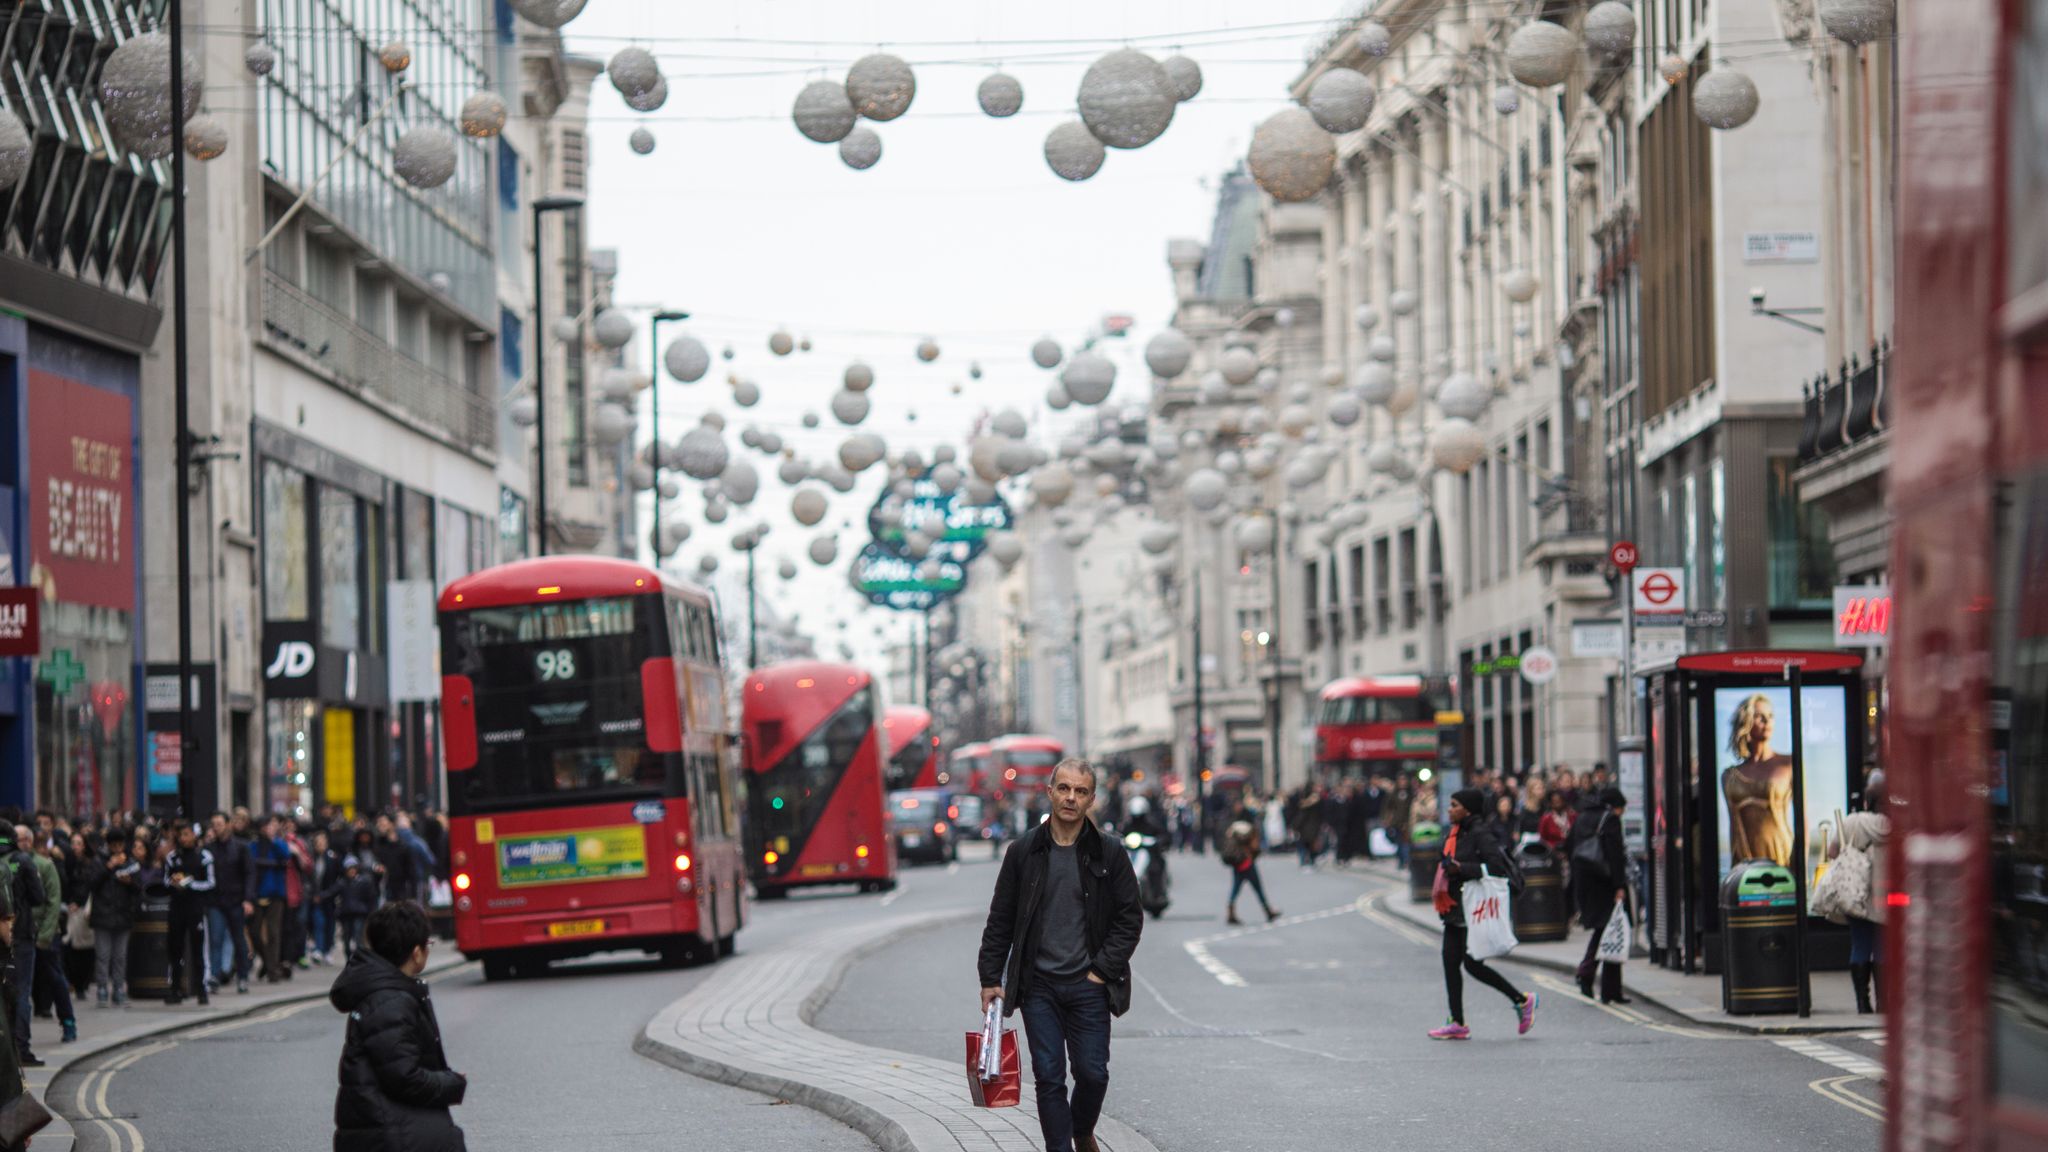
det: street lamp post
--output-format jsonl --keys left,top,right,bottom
{"left": 1072, "top": 599, "right": 1086, "bottom": 762}
{"left": 1265, "top": 511, "right": 1284, "bottom": 797}
{"left": 1190, "top": 567, "right": 1208, "bottom": 852}
{"left": 530, "top": 194, "right": 584, "bottom": 556}
{"left": 169, "top": 0, "right": 196, "bottom": 817}
{"left": 647, "top": 310, "right": 689, "bottom": 545}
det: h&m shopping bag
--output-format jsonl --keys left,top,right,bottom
{"left": 965, "top": 1000, "right": 1021, "bottom": 1109}
{"left": 1597, "top": 905, "right": 1632, "bottom": 965}
{"left": 1463, "top": 868, "right": 1519, "bottom": 960}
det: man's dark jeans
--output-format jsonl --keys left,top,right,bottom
{"left": 1021, "top": 977, "right": 1111, "bottom": 1152}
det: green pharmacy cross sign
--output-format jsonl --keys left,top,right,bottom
{"left": 39, "top": 648, "right": 85, "bottom": 695}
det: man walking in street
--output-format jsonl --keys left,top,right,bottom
{"left": 1, "top": 815, "right": 46, "bottom": 1066}
{"left": 249, "top": 815, "right": 292, "bottom": 983}
{"left": 978, "top": 759, "right": 1143, "bottom": 1152}
{"left": 21, "top": 829, "right": 75, "bottom": 1040}
{"left": 163, "top": 823, "right": 215, "bottom": 1007}
{"left": 207, "top": 812, "right": 253, "bottom": 994}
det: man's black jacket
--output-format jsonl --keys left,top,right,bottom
{"left": 977, "top": 818, "right": 1143, "bottom": 1018}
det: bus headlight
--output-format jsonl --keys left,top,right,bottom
{"left": 454, "top": 873, "right": 472, "bottom": 892}
{"left": 674, "top": 853, "right": 692, "bottom": 873}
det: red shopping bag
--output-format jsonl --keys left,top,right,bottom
{"left": 964, "top": 1026, "right": 1022, "bottom": 1108}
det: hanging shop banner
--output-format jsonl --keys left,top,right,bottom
{"left": 29, "top": 370, "right": 134, "bottom": 611}
{"left": 387, "top": 580, "right": 441, "bottom": 701}
{"left": 865, "top": 469, "right": 1013, "bottom": 563}
{"left": 852, "top": 542, "right": 966, "bottom": 612}
{"left": 0, "top": 588, "right": 39, "bottom": 657}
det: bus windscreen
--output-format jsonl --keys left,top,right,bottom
{"left": 752, "top": 688, "right": 873, "bottom": 855}
{"left": 885, "top": 735, "right": 928, "bottom": 791}
{"left": 443, "top": 596, "right": 670, "bottom": 813}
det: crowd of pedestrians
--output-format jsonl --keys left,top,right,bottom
{"left": 0, "top": 803, "right": 449, "bottom": 1069}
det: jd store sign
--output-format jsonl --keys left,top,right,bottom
{"left": 260, "top": 623, "right": 388, "bottom": 706}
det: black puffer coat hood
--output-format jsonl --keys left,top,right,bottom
{"left": 331, "top": 950, "right": 467, "bottom": 1152}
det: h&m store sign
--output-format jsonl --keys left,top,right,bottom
{"left": 1832, "top": 584, "right": 1890, "bottom": 649}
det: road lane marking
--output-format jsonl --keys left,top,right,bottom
{"left": 1810, "top": 1075, "right": 1885, "bottom": 1122}
{"left": 878, "top": 888, "right": 902, "bottom": 907}
{"left": 1775, "top": 1037, "right": 1885, "bottom": 1078}
{"left": 1182, "top": 898, "right": 1370, "bottom": 987}
{"left": 1181, "top": 940, "right": 1246, "bottom": 986}
{"left": 946, "top": 862, "right": 959, "bottom": 875}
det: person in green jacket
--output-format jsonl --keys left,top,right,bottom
{"left": 0, "top": 855, "right": 28, "bottom": 1124}
{"left": 16, "top": 830, "right": 72, "bottom": 1044}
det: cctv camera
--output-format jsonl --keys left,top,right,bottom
{"left": 1750, "top": 288, "right": 1766, "bottom": 310}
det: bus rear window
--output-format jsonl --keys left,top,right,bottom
{"left": 1006, "top": 750, "right": 1060, "bottom": 770}
{"left": 442, "top": 595, "right": 675, "bottom": 814}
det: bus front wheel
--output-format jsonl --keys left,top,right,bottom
{"left": 481, "top": 956, "right": 516, "bottom": 983}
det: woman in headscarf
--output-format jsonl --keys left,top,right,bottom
{"left": 1429, "top": 788, "right": 1537, "bottom": 1040}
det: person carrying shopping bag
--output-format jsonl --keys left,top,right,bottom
{"left": 1569, "top": 788, "right": 1632, "bottom": 1003}
{"left": 1430, "top": 789, "right": 1536, "bottom": 1040}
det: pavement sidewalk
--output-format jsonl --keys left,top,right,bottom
{"left": 30, "top": 947, "right": 470, "bottom": 1151}
{"left": 637, "top": 909, "right": 1162, "bottom": 1152}
{"left": 1351, "top": 858, "right": 1872, "bottom": 1035}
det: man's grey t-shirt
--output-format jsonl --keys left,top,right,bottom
{"left": 1034, "top": 840, "right": 1092, "bottom": 981}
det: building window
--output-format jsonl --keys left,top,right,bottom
{"left": 1682, "top": 470, "right": 1700, "bottom": 609}
{"left": 318, "top": 484, "right": 362, "bottom": 649}
{"left": 1992, "top": 469, "right": 2048, "bottom": 1109}
{"left": 1766, "top": 458, "right": 1835, "bottom": 609}
{"left": 1709, "top": 456, "right": 1727, "bottom": 609}
{"left": 1373, "top": 536, "right": 1391, "bottom": 634}
{"left": 438, "top": 501, "right": 475, "bottom": 586}
{"left": 262, "top": 461, "right": 310, "bottom": 621}
{"left": 563, "top": 130, "right": 587, "bottom": 191}
{"left": 1399, "top": 527, "right": 1419, "bottom": 630}
{"left": 1348, "top": 544, "right": 1367, "bottom": 637}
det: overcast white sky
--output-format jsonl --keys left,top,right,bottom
{"left": 561, "top": 1, "right": 1356, "bottom": 673}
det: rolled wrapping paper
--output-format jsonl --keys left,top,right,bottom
{"left": 978, "top": 999, "right": 1005, "bottom": 1080}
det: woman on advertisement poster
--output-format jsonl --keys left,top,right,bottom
{"left": 1721, "top": 694, "right": 1794, "bottom": 866}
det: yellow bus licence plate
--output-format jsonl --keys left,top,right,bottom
{"left": 800, "top": 864, "right": 836, "bottom": 877}
{"left": 547, "top": 918, "right": 607, "bottom": 938}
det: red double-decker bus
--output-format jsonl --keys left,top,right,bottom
{"left": 950, "top": 742, "right": 991, "bottom": 792}
{"left": 1885, "top": 2, "right": 2048, "bottom": 1147}
{"left": 743, "top": 661, "right": 898, "bottom": 897}
{"left": 1314, "top": 676, "right": 1441, "bottom": 778}
{"left": 989, "top": 734, "right": 1064, "bottom": 795}
{"left": 437, "top": 557, "right": 746, "bottom": 981}
{"left": 882, "top": 705, "right": 941, "bottom": 790}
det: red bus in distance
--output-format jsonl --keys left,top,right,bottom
{"left": 743, "top": 661, "right": 898, "bottom": 897}
{"left": 882, "top": 705, "right": 941, "bottom": 790}
{"left": 989, "top": 734, "right": 1065, "bottom": 797}
{"left": 950, "top": 742, "right": 991, "bottom": 792}
{"left": 1314, "top": 676, "right": 1441, "bottom": 778}
{"left": 437, "top": 556, "right": 746, "bottom": 981}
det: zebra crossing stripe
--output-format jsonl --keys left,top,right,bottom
{"left": 1775, "top": 1037, "right": 1885, "bottom": 1079}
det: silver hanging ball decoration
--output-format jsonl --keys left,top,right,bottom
{"left": 1369, "top": 334, "right": 1397, "bottom": 362}
{"left": 507, "top": 394, "right": 538, "bottom": 427}
{"left": 460, "top": 91, "right": 508, "bottom": 138}
{"left": 1162, "top": 55, "right": 1203, "bottom": 102}
{"left": 664, "top": 335, "right": 710, "bottom": 382}
{"left": 846, "top": 53, "right": 916, "bottom": 121}
{"left": 844, "top": 362, "right": 875, "bottom": 392}
{"left": 1184, "top": 468, "right": 1229, "bottom": 512}
{"left": 625, "top": 76, "right": 669, "bottom": 113}
{"left": 1357, "top": 20, "right": 1393, "bottom": 57}
{"left": 629, "top": 127, "right": 656, "bottom": 154}
{"left": 1436, "top": 372, "right": 1491, "bottom": 420}
{"left": 607, "top": 47, "right": 663, "bottom": 99}
{"left": 1328, "top": 394, "right": 1362, "bottom": 427}
{"left": 393, "top": 126, "right": 458, "bottom": 189}
{"left": 1307, "top": 68, "right": 1376, "bottom": 135}
{"left": 1584, "top": 2, "right": 1638, "bottom": 57}
{"left": 1060, "top": 350, "right": 1117, "bottom": 406}
{"left": 769, "top": 330, "right": 794, "bottom": 356}
{"left": 590, "top": 403, "right": 632, "bottom": 446}
{"left": 1044, "top": 121, "right": 1106, "bottom": 181}
{"left": 1506, "top": 21, "right": 1577, "bottom": 89}
{"left": 1145, "top": 329, "right": 1193, "bottom": 379}
{"left": 1355, "top": 362, "right": 1397, "bottom": 406}
{"left": 831, "top": 388, "right": 871, "bottom": 426}
{"left": 1502, "top": 267, "right": 1540, "bottom": 303}
{"left": 839, "top": 125, "right": 882, "bottom": 170}
{"left": 1693, "top": 69, "right": 1761, "bottom": 129}
{"left": 808, "top": 535, "right": 838, "bottom": 566}
{"left": 1077, "top": 49, "right": 1175, "bottom": 150}
{"left": 793, "top": 79, "right": 857, "bottom": 143}
{"left": 732, "top": 378, "right": 760, "bottom": 408}
{"left": 592, "top": 308, "right": 635, "bottom": 350}
{"left": 510, "top": 0, "right": 588, "bottom": 29}
{"left": 1388, "top": 288, "right": 1419, "bottom": 317}
{"left": 100, "top": 32, "right": 204, "bottom": 154}
{"left": 1818, "top": 0, "right": 1894, "bottom": 45}
{"left": 1046, "top": 383, "right": 1072, "bottom": 410}
{"left": 676, "top": 426, "right": 729, "bottom": 480}
{"left": 916, "top": 338, "right": 941, "bottom": 363}
{"left": 1031, "top": 337, "right": 1064, "bottom": 369}
{"left": 1219, "top": 346, "right": 1259, "bottom": 387}
{"left": 1248, "top": 107, "right": 1335, "bottom": 203}
{"left": 1430, "top": 419, "right": 1488, "bottom": 474}
{"left": 1355, "top": 304, "right": 1380, "bottom": 331}
{"left": 244, "top": 42, "right": 277, "bottom": 77}
{"left": 378, "top": 41, "right": 412, "bottom": 73}
{"left": 978, "top": 72, "right": 1024, "bottom": 118}
{"left": 1493, "top": 85, "right": 1521, "bottom": 116}
{"left": 183, "top": 114, "right": 228, "bottom": 161}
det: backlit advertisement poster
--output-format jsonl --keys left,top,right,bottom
{"left": 1713, "top": 686, "right": 1851, "bottom": 891}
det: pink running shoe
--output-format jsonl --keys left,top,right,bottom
{"left": 1517, "top": 993, "right": 1539, "bottom": 1035}
{"left": 1428, "top": 1022, "right": 1471, "bottom": 1041}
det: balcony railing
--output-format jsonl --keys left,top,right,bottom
{"left": 259, "top": 269, "right": 497, "bottom": 456}
{"left": 1798, "top": 339, "right": 1890, "bottom": 466}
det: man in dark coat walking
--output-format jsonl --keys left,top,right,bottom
{"left": 331, "top": 900, "right": 466, "bottom": 1152}
{"left": 978, "top": 760, "right": 1143, "bottom": 1152}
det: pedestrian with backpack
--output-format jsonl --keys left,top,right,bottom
{"left": 1430, "top": 789, "right": 1537, "bottom": 1040}
{"left": 1569, "top": 788, "right": 1632, "bottom": 1003}
{"left": 1220, "top": 807, "right": 1280, "bottom": 926}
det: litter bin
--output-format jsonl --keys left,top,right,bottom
{"left": 1511, "top": 841, "right": 1568, "bottom": 942}
{"left": 1408, "top": 823, "right": 1443, "bottom": 904}
{"left": 127, "top": 891, "right": 172, "bottom": 1003}
{"left": 1720, "top": 860, "right": 1801, "bottom": 1015}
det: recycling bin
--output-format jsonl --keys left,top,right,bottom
{"left": 1720, "top": 861, "right": 1802, "bottom": 1015}
{"left": 1511, "top": 841, "right": 1568, "bottom": 942}
{"left": 1408, "top": 822, "right": 1443, "bottom": 904}
{"left": 127, "top": 891, "right": 172, "bottom": 1003}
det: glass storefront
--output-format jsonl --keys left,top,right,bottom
{"left": 34, "top": 602, "right": 134, "bottom": 817}
{"left": 265, "top": 698, "right": 317, "bottom": 818}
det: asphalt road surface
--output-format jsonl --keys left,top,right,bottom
{"left": 54, "top": 839, "right": 1883, "bottom": 1151}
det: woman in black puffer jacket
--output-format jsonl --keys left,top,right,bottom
{"left": 330, "top": 901, "right": 466, "bottom": 1152}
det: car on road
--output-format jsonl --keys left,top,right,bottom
{"left": 889, "top": 789, "right": 959, "bottom": 865}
